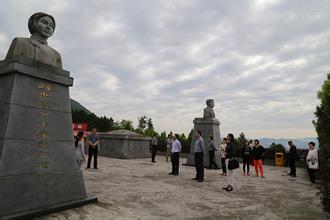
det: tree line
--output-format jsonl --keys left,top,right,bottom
{"left": 71, "top": 110, "right": 193, "bottom": 152}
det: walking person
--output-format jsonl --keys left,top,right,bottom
{"left": 87, "top": 127, "right": 99, "bottom": 169}
{"left": 151, "top": 134, "right": 158, "bottom": 163}
{"left": 288, "top": 141, "right": 297, "bottom": 177}
{"left": 75, "top": 131, "right": 86, "bottom": 167}
{"left": 192, "top": 130, "right": 205, "bottom": 182}
{"left": 169, "top": 134, "right": 182, "bottom": 175}
{"left": 222, "top": 133, "right": 236, "bottom": 191}
{"left": 166, "top": 134, "right": 173, "bottom": 162}
{"left": 306, "top": 142, "right": 319, "bottom": 186}
{"left": 242, "top": 141, "right": 252, "bottom": 176}
{"left": 220, "top": 138, "right": 227, "bottom": 176}
{"left": 208, "top": 136, "right": 218, "bottom": 169}
{"left": 252, "top": 139, "right": 265, "bottom": 178}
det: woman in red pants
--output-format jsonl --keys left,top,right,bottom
{"left": 252, "top": 139, "right": 266, "bottom": 178}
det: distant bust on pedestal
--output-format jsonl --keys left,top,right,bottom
{"left": 203, "top": 99, "right": 215, "bottom": 118}
{"left": 5, "top": 12, "right": 62, "bottom": 69}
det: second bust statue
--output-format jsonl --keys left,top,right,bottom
{"left": 5, "top": 12, "right": 62, "bottom": 68}
{"left": 203, "top": 99, "right": 215, "bottom": 118}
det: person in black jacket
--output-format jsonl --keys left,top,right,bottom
{"left": 222, "top": 133, "right": 236, "bottom": 192}
{"left": 242, "top": 141, "right": 252, "bottom": 176}
{"left": 288, "top": 141, "right": 297, "bottom": 177}
{"left": 252, "top": 139, "right": 265, "bottom": 178}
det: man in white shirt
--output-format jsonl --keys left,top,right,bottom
{"left": 169, "top": 134, "right": 182, "bottom": 175}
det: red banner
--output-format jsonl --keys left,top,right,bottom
{"left": 72, "top": 123, "right": 88, "bottom": 131}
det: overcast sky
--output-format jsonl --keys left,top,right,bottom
{"left": 1, "top": 0, "right": 329, "bottom": 138}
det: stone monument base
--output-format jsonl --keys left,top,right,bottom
{"left": 0, "top": 59, "right": 97, "bottom": 218}
{"left": 2, "top": 196, "right": 97, "bottom": 220}
{"left": 186, "top": 118, "right": 221, "bottom": 167}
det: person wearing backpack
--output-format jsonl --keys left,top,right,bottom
{"left": 306, "top": 142, "right": 319, "bottom": 186}
{"left": 242, "top": 141, "right": 252, "bottom": 176}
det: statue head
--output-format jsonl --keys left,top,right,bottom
{"left": 206, "top": 99, "right": 214, "bottom": 108}
{"left": 28, "top": 12, "right": 56, "bottom": 39}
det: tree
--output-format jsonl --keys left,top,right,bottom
{"left": 119, "top": 119, "right": 134, "bottom": 131}
{"left": 138, "top": 116, "right": 147, "bottom": 130}
{"left": 187, "top": 129, "right": 194, "bottom": 144}
{"left": 135, "top": 115, "right": 148, "bottom": 134}
{"left": 147, "top": 117, "right": 154, "bottom": 130}
{"left": 314, "top": 73, "right": 330, "bottom": 212}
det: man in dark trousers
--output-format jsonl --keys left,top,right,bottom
{"left": 192, "top": 130, "right": 205, "bottom": 182}
{"left": 87, "top": 127, "right": 99, "bottom": 169}
{"left": 208, "top": 136, "right": 218, "bottom": 169}
{"left": 288, "top": 140, "right": 297, "bottom": 177}
{"left": 151, "top": 134, "right": 158, "bottom": 163}
{"left": 169, "top": 134, "right": 182, "bottom": 175}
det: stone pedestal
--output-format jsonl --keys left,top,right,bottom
{"left": 99, "top": 130, "right": 152, "bottom": 159}
{"left": 0, "top": 58, "right": 96, "bottom": 218}
{"left": 186, "top": 118, "right": 221, "bottom": 167}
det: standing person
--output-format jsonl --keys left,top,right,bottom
{"left": 166, "top": 134, "right": 173, "bottom": 162}
{"left": 242, "top": 141, "right": 252, "bottom": 176}
{"left": 208, "top": 136, "right": 218, "bottom": 169}
{"left": 306, "top": 142, "right": 319, "bottom": 186}
{"left": 151, "top": 134, "right": 158, "bottom": 163}
{"left": 252, "top": 139, "right": 265, "bottom": 178}
{"left": 75, "top": 131, "right": 86, "bottom": 167}
{"left": 192, "top": 130, "right": 205, "bottom": 182}
{"left": 222, "top": 133, "right": 236, "bottom": 191}
{"left": 87, "top": 127, "right": 99, "bottom": 169}
{"left": 288, "top": 140, "right": 297, "bottom": 177}
{"left": 169, "top": 134, "right": 182, "bottom": 175}
{"left": 220, "top": 138, "right": 227, "bottom": 176}
{"left": 249, "top": 140, "right": 255, "bottom": 166}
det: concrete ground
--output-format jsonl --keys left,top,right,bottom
{"left": 39, "top": 156, "right": 327, "bottom": 220}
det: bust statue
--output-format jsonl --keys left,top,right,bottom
{"left": 203, "top": 99, "right": 215, "bottom": 118}
{"left": 5, "top": 12, "right": 62, "bottom": 68}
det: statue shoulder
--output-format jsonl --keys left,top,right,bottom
{"left": 5, "top": 37, "right": 34, "bottom": 59}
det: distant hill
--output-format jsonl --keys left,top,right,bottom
{"left": 70, "top": 99, "right": 91, "bottom": 114}
{"left": 258, "top": 137, "right": 319, "bottom": 149}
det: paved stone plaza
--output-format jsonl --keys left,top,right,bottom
{"left": 39, "top": 156, "right": 327, "bottom": 220}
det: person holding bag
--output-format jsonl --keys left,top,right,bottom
{"left": 222, "top": 133, "right": 237, "bottom": 192}
{"left": 306, "top": 142, "right": 319, "bottom": 186}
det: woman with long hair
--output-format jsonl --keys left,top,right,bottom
{"left": 223, "top": 133, "right": 236, "bottom": 191}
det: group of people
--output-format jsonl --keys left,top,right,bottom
{"left": 77, "top": 127, "right": 319, "bottom": 189}
{"left": 74, "top": 127, "right": 100, "bottom": 169}
{"left": 163, "top": 130, "right": 239, "bottom": 191}
{"left": 239, "top": 139, "right": 266, "bottom": 178}
{"left": 163, "top": 130, "right": 320, "bottom": 191}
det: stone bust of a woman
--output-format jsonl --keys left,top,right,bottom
{"left": 5, "top": 12, "right": 62, "bottom": 69}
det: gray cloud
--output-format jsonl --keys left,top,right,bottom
{"left": 1, "top": 0, "right": 329, "bottom": 138}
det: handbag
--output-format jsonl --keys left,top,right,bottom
{"left": 228, "top": 158, "right": 239, "bottom": 170}
{"left": 307, "top": 159, "right": 319, "bottom": 170}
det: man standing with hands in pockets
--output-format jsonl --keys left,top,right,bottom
{"left": 87, "top": 127, "right": 99, "bottom": 169}
{"left": 193, "top": 130, "right": 205, "bottom": 182}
